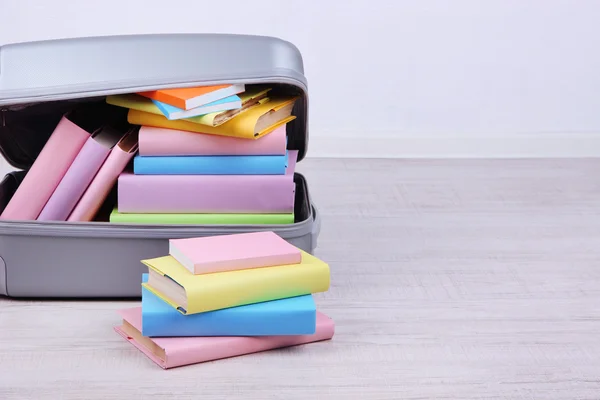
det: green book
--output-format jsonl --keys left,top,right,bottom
{"left": 109, "top": 208, "right": 294, "bottom": 225}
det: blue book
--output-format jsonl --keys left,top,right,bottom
{"left": 133, "top": 151, "right": 288, "bottom": 175}
{"left": 152, "top": 95, "right": 242, "bottom": 120}
{"left": 140, "top": 274, "right": 317, "bottom": 337}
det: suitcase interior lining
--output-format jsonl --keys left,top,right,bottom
{"left": 0, "top": 83, "right": 310, "bottom": 225}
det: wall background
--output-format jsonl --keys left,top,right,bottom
{"left": 1, "top": 0, "right": 600, "bottom": 158}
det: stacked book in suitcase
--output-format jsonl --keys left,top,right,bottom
{"left": 0, "top": 33, "right": 320, "bottom": 298}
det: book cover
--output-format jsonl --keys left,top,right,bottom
{"left": 115, "top": 307, "right": 335, "bottom": 369}
{"left": 141, "top": 250, "right": 330, "bottom": 315}
{"left": 67, "top": 127, "right": 139, "bottom": 222}
{"left": 117, "top": 150, "right": 297, "bottom": 214}
{"left": 37, "top": 124, "right": 127, "bottom": 221}
{"left": 138, "top": 83, "right": 245, "bottom": 110}
{"left": 127, "top": 96, "right": 298, "bottom": 140}
{"left": 106, "top": 87, "right": 271, "bottom": 127}
{"left": 1, "top": 115, "right": 93, "bottom": 220}
{"left": 152, "top": 95, "right": 241, "bottom": 120}
{"left": 140, "top": 274, "right": 316, "bottom": 337}
{"left": 169, "top": 231, "right": 302, "bottom": 274}
{"left": 132, "top": 152, "right": 288, "bottom": 175}
{"left": 109, "top": 209, "right": 294, "bottom": 225}
{"left": 138, "top": 124, "right": 287, "bottom": 156}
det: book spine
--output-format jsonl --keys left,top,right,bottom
{"left": 67, "top": 145, "right": 136, "bottom": 221}
{"left": 166, "top": 312, "right": 334, "bottom": 368}
{"left": 187, "top": 262, "right": 330, "bottom": 314}
{"left": 138, "top": 126, "right": 286, "bottom": 156}
{"left": 37, "top": 137, "right": 111, "bottom": 221}
{"left": 117, "top": 173, "right": 295, "bottom": 214}
{"left": 0, "top": 116, "right": 90, "bottom": 220}
{"left": 132, "top": 154, "right": 287, "bottom": 175}
{"left": 193, "top": 253, "right": 303, "bottom": 274}
{"left": 109, "top": 211, "right": 294, "bottom": 225}
{"left": 143, "top": 305, "right": 316, "bottom": 337}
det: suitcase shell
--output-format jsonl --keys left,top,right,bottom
{"left": 0, "top": 34, "right": 319, "bottom": 298}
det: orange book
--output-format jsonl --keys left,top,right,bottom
{"left": 138, "top": 84, "right": 245, "bottom": 110}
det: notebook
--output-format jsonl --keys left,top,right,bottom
{"left": 37, "top": 123, "right": 128, "bottom": 221}
{"left": 138, "top": 84, "right": 245, "bottom": 110}
{"left": 115, "top": 307, "right": 335, "bottom": 369}
{"left": 67, "top": 127, "right": 139, "bottom": 222}
{"left": 132, "top": 152, "right": 288, "bottom": 175}
{"left": 117, "top": 150, "right": 297, "bottom": 214}
{"left": 140, "top": 275, "right": 316, "bottom": 337}
{"left": 141, "top": 250, "right": 330, "bottom": 315}
{"left": 108, "top": 209, "right": 295, "bottom": 225}
{"left": 152, "top": 94, "right": 241, "bottom": 120}
{"left": 168, "top": 231, "right": 302, "bottom": 274}
{"left": 127, "top": 96, "right": 298, "bottom": 139}
{"left": 138, "top": 124, "right": 286, "bottom": 156}
{"left": 106, "top": 87, "right": 271, "bottom": 127}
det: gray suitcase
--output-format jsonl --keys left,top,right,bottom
{"left": 0, "top": 34, "right": 319, "bottom": 298}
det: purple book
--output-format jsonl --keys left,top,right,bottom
{"left": 117, "top": 150, "right": 298, "bottom": 214}
{"left": 37, "top": 125, "right": 126, "bottom": 221}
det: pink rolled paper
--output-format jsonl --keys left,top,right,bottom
{"left": 37, "top": 136, "right": 113, "bottom": 221}
{"left": 67, "top": 128, "right": 139, "bottom": 222}
{"left": 117, "top": 150, "right": 297, "bottom": 214}
{"left": 138, "top": 124, "right": 287, "bottom": 156}
{"left": 0, "top": 115, "right": 91, "bottom": 220}
{"left": 114, "top": 306, "right": 335, "bottom": 369}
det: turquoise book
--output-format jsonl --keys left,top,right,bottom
{"left": 133, "top": 151, "right": 288, "bottom": 175}
{"left": 152, "top": 94, "right": 241, "bottom": 120}
{"left": 140, "top": 274, "right": 317, "bottom": 337}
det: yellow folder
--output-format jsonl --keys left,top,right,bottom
{"left": 141, "top": 250, "right": 330, "bottom": 315}
{"left": 106, "top": 87, "right": 272, "bottom": 127}
{"left": 127, "top": 96, "right": 298, "bottom": 140}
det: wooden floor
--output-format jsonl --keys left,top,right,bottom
{"left": 2, "top": 158, "right": 600, "bottom": 399}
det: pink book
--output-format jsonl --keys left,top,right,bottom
{"left": 139, "top": 125, "right": 287, "bottom": 156}
{"left": 169, "top": 231, "right": 302, "bottom": 274}
{"left": 0, "top": 115, "right": 93, "bottom": 220}
{"left": 117, "top": 150, "right": 297, "bottom": 214}
{"left": 67, "top": 127, "right": 139, "bottom": 222}
{"left": 114, "top": 307, "right": 335, "bottom": 369}
{"left": 37, "top": 125, "right": 127, "bottom": 221}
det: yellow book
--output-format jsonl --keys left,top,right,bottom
{"left": 141, "top": 251, "right": 330, "bottom": 315}
{"left": 127, "top": 96, "right": 298, "bottom": 140}
{"left": 106, "top": 87, "right": 272, "bottom": 127}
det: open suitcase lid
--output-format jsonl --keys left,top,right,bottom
{"left": 0, "top": 34, "right": 309, "bottom": 169}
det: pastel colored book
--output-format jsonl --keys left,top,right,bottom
{"left": 109, "top": 209, "right": 295, "bottom": 225}
{"left": 141, "top": 250, "right": 330, "bottom": 314}
{"left": 169, "top": 231, "right": 302, "bottom": 274}
{"left": 138, "top": 83, "right": 245, "bottom": 110}
{"left": 138, "top": 125, "right": 286, "bottom": 156}
{"left": 140, "top": 274, "right": 316, "bottom": 337}
{"left": 67, "top": 127, "right": 139, "bottom": 222}
{"left": 37, "top": 123, "right": 129, "bottom": 221}
{"left": 152, "top": 94, "right": 241, "bottom": 120}
{"left": 117, "top": 150, "right": 297, "bottom": 214}
{"left": 127, "top": 96, "right": 298, "bottom": 140}
{"left": 133, "top": 152, "right": 288, "bottom": 175}
{"left": 0, "top": 104, "right": 116, "bottom": 221}
{"left": 115, "top": 307, "right": 335, "bottom": 369}
{"left": 106, "top": 86, "right": 271, "bottom": 127}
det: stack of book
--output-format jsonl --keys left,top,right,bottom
{"left": 114, "top": 231, "right": 334, "bottom": 369}
{"left": 107, "top": 84, "right": 300, "bottom": 225}
{"left": 0, "top": 102, "right": 140, "bottom": 222}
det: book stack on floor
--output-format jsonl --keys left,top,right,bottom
{"left": 114, "top": 231, "right": 334, "bottom": 369}
{"left": 106, "top": 84, "right": 300, "bottom": 225}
